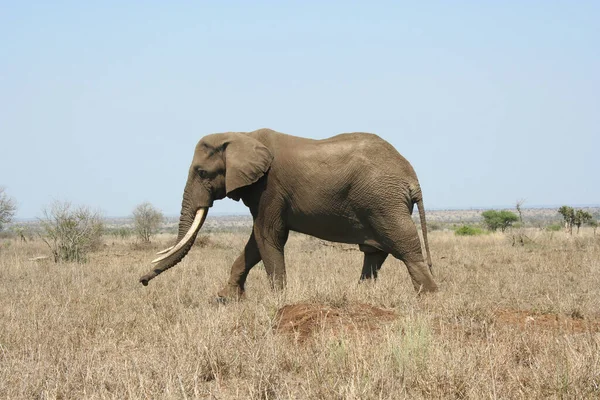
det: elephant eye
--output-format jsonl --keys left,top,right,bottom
{"left": 197, "top": 169, "right": 208, "bottom": 178}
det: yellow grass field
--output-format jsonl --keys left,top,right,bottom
{"left": 1, "top": 228, "right": 599, "bottom": 399}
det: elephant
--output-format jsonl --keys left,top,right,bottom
{"left": 139, "top": 128, "right": 438, "bottom": 298}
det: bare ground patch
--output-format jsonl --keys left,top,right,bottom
{"left": 494, "top": 308, "right": 600, "bottom": 333}
{"left": 274, "top": 302, "right": 600, "bottom": 343}
{"left": 273, "top": 301, "right": 398, "bottom": 341}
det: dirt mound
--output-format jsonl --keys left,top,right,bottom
{"left": 273, "top": 302, "right": 397, "bottom": 341}
{"left": 494, "top": 309, "right": 600, "bottom": 333}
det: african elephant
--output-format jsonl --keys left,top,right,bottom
{"left": 139, "top": 128, "right": 438, "bottom": 298}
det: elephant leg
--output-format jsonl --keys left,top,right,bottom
{"left": 383, "top": 217, "right": 438, "bottom": 293}
{"left": 359, "top": 244, "right": 388, "bottom": 280}
{"left": 217, "top": 232, "right": 262, "bottom": 299}
{"left": 254, "top": 225, "right": 289, "bottom": 290}
{"left": 401, "top": 258, "right": 438, "bottom": 293}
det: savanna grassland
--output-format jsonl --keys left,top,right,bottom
{"left": 1, "top": 221, "right": 599, "bottom": 399}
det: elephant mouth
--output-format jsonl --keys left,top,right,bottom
{"left": 139, "top": 207, "right": 208, "bottom": 286}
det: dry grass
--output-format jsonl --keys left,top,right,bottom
{"left": 1, "top": 227, "right": 599, "bottom": 399}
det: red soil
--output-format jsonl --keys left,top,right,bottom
{"left": 273, "top": 302, "right": 397, "bottom": 341}
{"left": 273, "top": 302, "right": 600, "bottom": 341}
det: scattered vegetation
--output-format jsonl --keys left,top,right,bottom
{"left": 558, "top": 206, "right": 575, "bottom": 234}
{"left": 454, "top": 225, "right": 485, "bottom": 236}
{"left": 0, "top": 187, "right": 17, "bottom": 231}
{"left": 427, "top": 221, "right": 443, "bottom": 231}
{"left": 1, "top": 225, "right": 599, "bottom": 398}
{"left": 38, "top": 201, "right": 104, "bottom": 263}
{"left": 515, "top": 198, "right": 525, "bottom": 223}
{"left": 574, "top": 209, "right": 593, "bottom": 234}
{"left": 132, "top": 202, "right": 164, "bottom": 243}
{"left": 481, "top": 210, "right": 519, "bottom": 232}
{"left": 558, "top": 206, "right": 593, "bottom": 235}
{"left": 109, "top": 226, "right": 133, "bottom": 239}
{"left": 590, "top": 219, "right": 598, "bottom": 236}
{"left": 545, "top": 223, "right": 562, "bottom": 232}
{"left": 10, "top": 224, "right": 31, "bottom": 242}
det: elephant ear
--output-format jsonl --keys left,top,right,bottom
{"left": 224, "top": 133, "right": 273, "bottom": 198}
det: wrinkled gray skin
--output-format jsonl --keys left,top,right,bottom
{"left": 139, "top": 129, "right": 438, "bottom": 298}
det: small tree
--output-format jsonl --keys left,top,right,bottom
{"left": 589, "top": 219, "right": 598, "bottom": 236}
{"left": 39, "top": 201, "right": 104, "bottom": 263}
{"left": 132, "top": 202, "right": 164, "bottom": 243}
{"left": 558, "top": 206, "right": 593, "bottom": 235}
{"left": 0, "top": 187, "right": 17, "bottom": 231}
{"left": 481, "top": 210, "right": 519, "bottom": 232}
{"left": 558, "top": 206, "right": 575, "bottom": 234}
{"left": 10, "top": 224, "right": 30, "bottom": 242}
{"left": 515, "top": 199, "right": 525, "bottom": 224}
{"left": 573, "top": 209, "right": 592, "bottom": 234}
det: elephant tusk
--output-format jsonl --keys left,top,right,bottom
{"left": 151, "top": 208, "right": 207, "bottom": 263}
{"left": 156, "top": 245, "right": 175, "bottom": 255}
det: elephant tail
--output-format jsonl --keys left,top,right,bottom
{"left": 411, "top": 186, "right": 433, "bottom": 275}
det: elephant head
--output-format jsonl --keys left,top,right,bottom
{"left": 139, "top": 132, "right": 273, "bottom": 285}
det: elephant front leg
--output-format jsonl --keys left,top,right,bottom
{"left": 217, "top": 232, "right": 262, "bottom": 300}
{"left": 254, "top": 226, "right": 289, "bottom": 290}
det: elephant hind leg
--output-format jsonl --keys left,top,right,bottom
{"left": 401, "top": 258, "right": 438, "bottom": 293}
{"left": 381, "top": 219, "right": 438, "bottom": 293}
{"left": 359, "top": 245, "right": 388, "bottom": 280}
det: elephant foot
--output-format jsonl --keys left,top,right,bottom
{"left": 416, "top": 282, "right": 438, "bottom": 295}
{"left": 217, "top": 284, "right": 246, "bottom": 302}
{"left": 359, "top": 274, "right": 378, "bottom": 281}
{"left": 268, "top": 274, "right": 286, "bottom": 291}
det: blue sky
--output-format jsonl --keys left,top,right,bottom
{"left": 1, "top": 1, "right": 598, "bottom": 218}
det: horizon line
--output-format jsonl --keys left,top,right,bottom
{"left": 11, "top": 204, "right": 600, "bottom": 222}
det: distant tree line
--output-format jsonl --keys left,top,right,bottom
{"left": 455, "top": 202, "right": 598, "bottom": 237}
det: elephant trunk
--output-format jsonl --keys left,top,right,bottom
{"left": 139, "top": 207, "right": 208, "bottom": 286}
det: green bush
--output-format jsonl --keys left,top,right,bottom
{"left": 546, "top": 223, "right": 562, "bottom": 232}
{"left": 481, "top": 210, "right": 519, "bottom": 232}
{"left": 455, "top": 225, "right": 485, "bottom": 236}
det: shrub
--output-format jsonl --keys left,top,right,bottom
{"left": 481, "top": 210, "right": 519, "bottom": 232}
{"left": 10, "top": 224, "right": 31, "bottom": 242}
{"left": 194, "top": 235, "right": 213, "bottom": 248}
{"left": 427, "top": 222, "right": 443, "bottom": 231}
{"left": 39, "top": 201, "right": 104, "bottom": 263}
{"left": 455, "top": 225, "right": 485, "bottom": 236}
{"left": 132, "top": 202, "right": 164, "bottom": 243}
{"left": 589, "top": 220, "right": 598, "bottom": 236}
{"left": 0, "top": 187, "right": 17, "bottom": 231}
{"left": 110, "top": 227, "right": 132, "bottom": 239}
{"left": 545, "top": 223, "right": 562, "bottom": 232}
